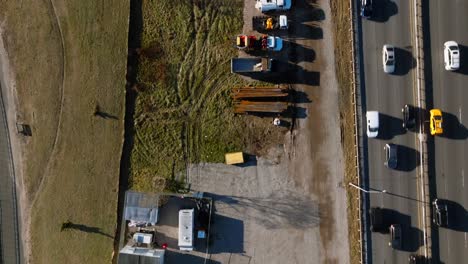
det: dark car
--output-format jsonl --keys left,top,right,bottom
{"left": 402, "top": 104, "right": 416, "bottom": 130}
{"left": 360, "top": 0, "right": 373, "bottom": 18}
{"left": 388, "top": 224, "right": 402, "bottom": 250}
{"left": 384, "top": 143, "right": 398, "bottom": 169}
{"left": 370, "top": 207, "right": 385, "bottom": 232}
{"left": 432, "top": 199, "right": 448, "bottom": 227}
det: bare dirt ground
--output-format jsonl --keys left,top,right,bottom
{"left": 187, "top": 0, "right": 350, "bottom": 263}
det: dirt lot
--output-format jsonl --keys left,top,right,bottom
{"left": 184, "top": 0, "right": 350, "bottom": 263}
{"left": 0, "top": 1, "right": 128, "bottom": 263}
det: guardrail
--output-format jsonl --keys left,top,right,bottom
{"left": 349, "top": 0, "right": 367, "bottom": 263}
{"left": 412, "top": 0, "right": 432, "bottom": 260}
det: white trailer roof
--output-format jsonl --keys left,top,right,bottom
{"left": 178, "top": 209, "right": 194, "bottom": 250}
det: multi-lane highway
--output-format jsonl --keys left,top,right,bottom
{"left": 361, "top": 0, "right": 424, "bottom": 262}
{"left": 429, "top": 0, "right": 468, "bottom": 263}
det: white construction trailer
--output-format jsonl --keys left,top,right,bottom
{"left": 178, "top": 209, "right": 195, "bottom": 251}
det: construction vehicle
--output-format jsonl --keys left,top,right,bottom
{"left": 252, "top": 15, "right": 288, "bottom": 32}
{"left": 235, "top": 35, "right": 283, "bottom": 51}
{"left": 255, "top": 0, "right": 292, "bottom": 12}
{"left": 231, "top": 57, "right": 275, "bottom": 73}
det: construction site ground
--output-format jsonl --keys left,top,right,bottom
{"left": 184, "top": 0, "right": 351, "bottom": 263}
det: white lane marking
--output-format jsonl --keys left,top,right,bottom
{"left": 459, "top": 107, "right": 463, "bottom": 124}
{"left": 465, "top": 233, "right": 467, "bottom": 248}
{"left": 463, "top": 169, "right": 465, "bottom": 188}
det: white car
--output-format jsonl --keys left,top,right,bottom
{"left": 255, "top": 0, "right": 291, "bottom": 12}
{"left": 382, "top": 45, "right": 395, "bottom": 73}
{"left": 366, "top": 111, "right": 379, "bottom": 138}
{"left": 444, "top": 41, "right": 460, "bottom": 71}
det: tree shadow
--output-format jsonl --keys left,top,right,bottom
{"left": 441, "top": 111, "right": 468, "bottom": 140}
{"left": 393, "top": 144, "right": 420, "bottom": 172}
{"left": 367, "top": 0, "right": 398, "bottom": 23}
{"left": 392, "top": 47, "right": 416, "bottom": 76}
{"left": 206, "top": 192, "right": 320, "bottom": 230}
{"left": 376, "top": 113, "right": 405, "bottom": 139}
{"left": 61, "top": 221, "right": 113, "bottom": 239}
{"left": 286, "top": 41, "right": 316, "bottom": 63}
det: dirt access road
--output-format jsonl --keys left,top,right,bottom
{"left": 188, "top": 0, "right": 350, "bottom": 263}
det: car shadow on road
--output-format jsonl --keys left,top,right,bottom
{"left": 376, "top": 113, "right": 405, "bottom": 139}
{"left": 286, "top": 41, "right": 316, "bottom": 63}
{"left": 375, "top": 209, "right": 422, "bottom": 252}
{"left": 441, "top": 111, "right": 468, "bottom": 140}
{"left": 392, "top": 47, "right": 416, "bottom": 76}
{"left": 394, "top": 144, "right": 420, "bottom": 172}
{"left": 437, "top": 199, "right": 468, "bottom": 232}
{"left": 456, "top": 44, "right": 468, "bottom": 75}
{"left": 367, "top": 0, "right": 398, "bottom": 23}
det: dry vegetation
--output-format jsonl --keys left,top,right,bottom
{"left": 0, "top": 1, "right": 128, "bottom": 263}
{"left": 130, "top": 0, "right": 286, "bottom": 192}
{"left": 330, "top": 0, "right": 362, "bottom": 263}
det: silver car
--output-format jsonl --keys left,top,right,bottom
{"left": 384, "top": 143, "right": 398, "bottom": 169}
{"left": 383, "top": 44, "right": 395, "bottom": 73}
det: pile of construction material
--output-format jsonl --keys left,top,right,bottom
{"left": 232, "top": 85, "right": 291, "bottom": 114}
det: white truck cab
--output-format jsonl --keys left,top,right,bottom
{"left": 255, "top": 0, "right": 292, "bottom": 12}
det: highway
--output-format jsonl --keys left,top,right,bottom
{"left": 0, "top": 53, "right": 22, "bottom": 263}
{"left": 428, "top": 0, "right": 468, "bottom": 263}
{"left": 360, "top": 0, "right": 423, "bottom": 262}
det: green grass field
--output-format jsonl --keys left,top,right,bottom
{"left": 130, "top": 0, "right": 283, "bottom": 191}
{"left": 0, "top": 1, "right": 128, "bottom": 263}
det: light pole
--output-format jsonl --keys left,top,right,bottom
{"left": 348, "top": 182, "right": 387, "bottom": 194}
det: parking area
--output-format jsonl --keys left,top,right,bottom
{"left": 185, "top": 0, "right": 350, "bottom": 263}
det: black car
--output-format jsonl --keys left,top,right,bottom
{"left": 370, "top": 207, "right": 385, "bottom": 232}
{"left": 384, "top": 143, "right": 398, "bottom": 169}
{"left": 389, "top": 224, "right": 402, "bottom": 250}
{"left": 360, "top": 0, "right": 373, "bottom": 18}
{"left": 432, "top": 199, "right": 448, "bottom": 227}
{"left": 409, "top": 255, "right": 425, "bottom": 264}
{"left": 402, "top": 104, "right": 416, "bottom": 130}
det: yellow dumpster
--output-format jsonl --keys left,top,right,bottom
{"left": 225, "top": 152, "right": 244, "bottom": 165}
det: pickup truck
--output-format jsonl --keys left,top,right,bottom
{"left": 231, "top": 57, "right": 275, "bottom": 73}
{"left": 252, "top": 15, "right": 288, "bottom": 32}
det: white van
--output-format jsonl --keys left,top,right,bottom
{"left": 366, "top": 111, "right": 379, "bottom": 138}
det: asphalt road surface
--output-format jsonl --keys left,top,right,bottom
{"left": 361, "top": 0, "right": 424, "bottom": 262}
{"left": 0, "top": 57, "right": 22, "bottom": 263}
{"left": 428, "top": 0, "right": 468, "bottom": 263}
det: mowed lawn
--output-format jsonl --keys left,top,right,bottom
{"left": 0, "top": 1, "right": 128, "bottom": 263}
